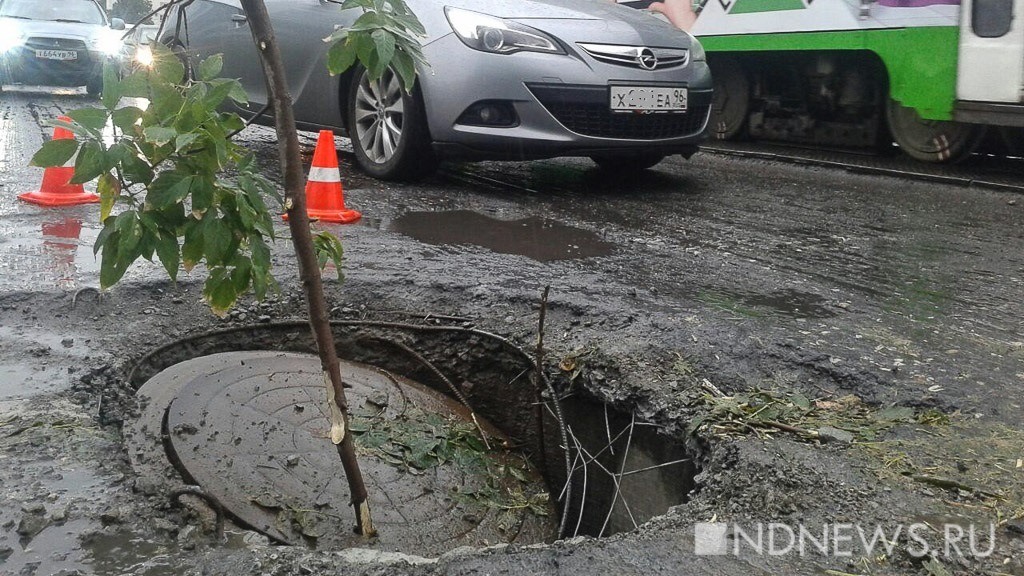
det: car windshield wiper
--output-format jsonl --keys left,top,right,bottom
{"left": 1, "top": 15, "right": 32, "bottom": 19}
{"left": 52, "top": 19, "right": 88, "bottom": 23}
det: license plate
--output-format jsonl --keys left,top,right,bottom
{"left": 35, "top": 50, "right": 78, "bottom": 61}
{"left": 610, "top": 86, "right": 687, "bottom": 112}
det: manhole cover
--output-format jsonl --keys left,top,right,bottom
{"left": 142, "top": 351, "right": 555, "bottom": 555}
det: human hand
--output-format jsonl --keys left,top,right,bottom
{"left": 648, "top": 0, "right": 698, "bottom": 31}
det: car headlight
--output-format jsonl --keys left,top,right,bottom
{"left": 686, "top": 33, "right": 706, "bottom": 62}
{"left": 90, "top": 32, "right": 124, "bottom": 57}
{"left": 445, "top": 7, "right": 565, "bottom": 55}
{"left": 0, "top": 21, "right": 24, "bottom": 54}
{"left": 134, "top": 44, "right": 153, "bottom": 67}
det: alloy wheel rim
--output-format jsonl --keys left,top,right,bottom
{"left": 354, "top": 69, "right": 405, "bottom": 164}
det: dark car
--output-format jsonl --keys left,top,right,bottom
{"left": 0, "top": 0, "right": 125, "bottom": 95}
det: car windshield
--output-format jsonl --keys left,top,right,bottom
{"left": 0, "top": 0, "right": 106, "bottom": 25}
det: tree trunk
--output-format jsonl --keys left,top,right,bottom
{"left": 239, "top": 0, "right": 374, "bottom": 536}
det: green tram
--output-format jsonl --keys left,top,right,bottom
{"left": 689, "top": 0, "right": 1024, "bottom": 162}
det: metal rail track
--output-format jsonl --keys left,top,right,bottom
{"left": 701, "top": 141, "right": 1024, "bottom": 194}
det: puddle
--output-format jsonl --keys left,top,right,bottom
{"left": 126, "top": 320, "right": 697, "bottom": 556}
{"left": 0, "top": 215, "right": 100, "bottom": 291}
{"left": 0, "top": 324, "right": 99, "bottom": 400}
{"left": 387, "top": 210, "right": 614, "bottom": 262}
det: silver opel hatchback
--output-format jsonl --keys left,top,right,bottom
{"left": 166, "top": 0, "right": 712, "bottom": 180}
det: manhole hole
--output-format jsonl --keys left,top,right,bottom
{"left": 126, "top": 320, "right": 697, "bottom": 554}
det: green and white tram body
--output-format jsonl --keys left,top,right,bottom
{"left": 692, "top": 0, "right": 1024, "bottom": 162}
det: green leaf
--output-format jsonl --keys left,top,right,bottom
{"left": 121, "top": 149, "right": 154, "bottom": 185}
{"left": 198, "top": 54, "right": 223, "bottom": 81}
{"left": 29, "top": 139, "right": 78, "bottom": 168}
{"left": 203, "top": 216, "right": 233, "bottom": 265}
{"left": 202, "top": 79, "right": 235, "bottom": 109}
{"left": 175, "top": 133, "right": 200, "bottom": 153}
{"left": 118, "top": 70, "right": 150, "bottom": 98}
{"left": 115, "top": 210, "right": 143, "bottom": 259}
{"left": 874, "top": 406, "right": 915, "bottom": 422}
{"left": 230, "top": 256, "right": 253, "bottom": 295}
{"left": 390, "top": 51, "right": 416, "bottom": 93}
{"left": 149, "top": 82, "right": 186, "bottom": 119}
{"left": 326, "top": 38, "right": 358, "bottom": 76}
{"left": 71, "top": 141, "right": 106, "bottom": 184}
{"left": 93, "top": 218, "right": 117, "bottom": 256}
{"left": 312, "top": 231, "right": 344, "bottom": 281}
{"left": 111, "top": 106, "right": 145, "bottom": 133}
{"left": 371, "top": 29, "right": 396, "bottom": 68}
{"left": 227, "top": 82, "right": 248, "bottom": 104}
{"left": 101, "top": 61, "right": 121, "bottom": 109}
{"left": 191, "top": 178, "right": 216, "bottom": 214}
{"left": 152, "top": 48, "right": 186, "bottom": 85}
{"left": 154, "top": 231, "right": 180, "bottom": 281}
{"left": 250, "top": 236, "right": 271, "bottom": 273}
{"left": 98, "top": 172, "right": 120, "bottom": 222}
{"left": 67, "top": 108, "right": 110, "bottom": 132}
{"left": 182, "top": 218, "right": 204, "bottom": 270}
{"left": 147, "top": 173, "right": 195, "bottom": 208}
{"left": 203, "top": 269, "right": 237, "bottom": 316}
{"left": 143, "top": 126, "right": 177, "bottom": 146}
{"left": 99, "top": 230, "right": 128, "bottom": 288}
{"left": 790, "top": 393, "right": 811, "bottom": 411}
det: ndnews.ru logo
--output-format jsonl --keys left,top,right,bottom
{"left": 694, "top": 522, "right": 996, "bottom": 559}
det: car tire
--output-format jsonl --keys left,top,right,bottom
{"left": 346, "top": 65, "right": 436, "bottom": 181}
{"left": 86, "top": 75, "right": 102, "bottom": 97}
{"left": 589, "top": 153, "right": 665, "bottom": 172}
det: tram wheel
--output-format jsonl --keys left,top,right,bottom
{"left": 709, "top": 57, "right": 749, "bottom": 141}
{"left": 885, "top": 98, "right": 986, "bottom": 163}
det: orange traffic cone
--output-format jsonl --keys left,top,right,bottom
{"left": 285, "top": 130, "right": 361, "bottom": 224}
{"left": 19, "top": 116, "right": 100, "bottom": 207}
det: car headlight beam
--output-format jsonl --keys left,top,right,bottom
{"left": 0, "top": 21, "right": 24, "bottom": 54}
{"left": 90, "top": 32, "right": 124, "bottom": 57}
{"left": 134, "top": 44, "right": 154, "bottom": 67}
{"left": 445, "top": 7, "right": 565, "bottom": 55}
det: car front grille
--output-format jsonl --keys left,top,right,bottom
{"left": 4, "top": 37, "right": 98, "bottom": 84}
{"left": 25, "top": 37, "right": 89, "bottom": 51}
{"left": 527, "top": 83, "right": 709, "bottom": 140}
{"left": 577, "top": 43, "right": 688, "bottom": 70}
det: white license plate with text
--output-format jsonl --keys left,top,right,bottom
{"left": 610, "top": 86, "right": 687, "bottom": 112}
{"left": 35, "top": 50, "right": 78, "bottom": 61}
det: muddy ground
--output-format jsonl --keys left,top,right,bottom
{"left": 1, "top": 88, "right": 1023, "bottom": 575}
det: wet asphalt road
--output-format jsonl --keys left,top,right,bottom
{"left": 1, "top": 87, "right": 1023, "bottom": 574}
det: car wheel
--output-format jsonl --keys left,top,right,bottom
{"left": 589, "top": 153, "right": 665, "bottom": 172}
{"left": 86, "top": 75, "right": 102, "bottom": 97}
{"left": 346, "top": 65, "right": 435, "bottom": 181}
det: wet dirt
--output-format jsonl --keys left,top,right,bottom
{"left": 1, "top": 89, "right": 1023, "bottom": 575}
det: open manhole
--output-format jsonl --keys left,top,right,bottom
{"left": 125, "top": 319, "right": 697, "bottom": 555}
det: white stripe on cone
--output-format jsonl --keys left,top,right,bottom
{"left": 308, "top": 166, "right": 341, "bottom": 183}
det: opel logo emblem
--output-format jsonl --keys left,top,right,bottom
{"left": 637, "top": 48, "right": 657, "bottom": 70}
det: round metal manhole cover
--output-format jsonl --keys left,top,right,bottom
{"left": 147, "top": 351, "right": 554, "bottom": 555}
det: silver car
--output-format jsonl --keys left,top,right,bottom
{"left": 166, "top": 0, "right": 712, "bottom": 180}
{"left": 0, "top": 0, "right": 125, "bottom": 96}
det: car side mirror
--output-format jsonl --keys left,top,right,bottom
{"left": 111, "top": 18, "right": 126, "bottom": 31}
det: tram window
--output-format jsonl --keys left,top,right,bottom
{"left": 972, "top": 0, "right": 1013, "bottom": 38}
